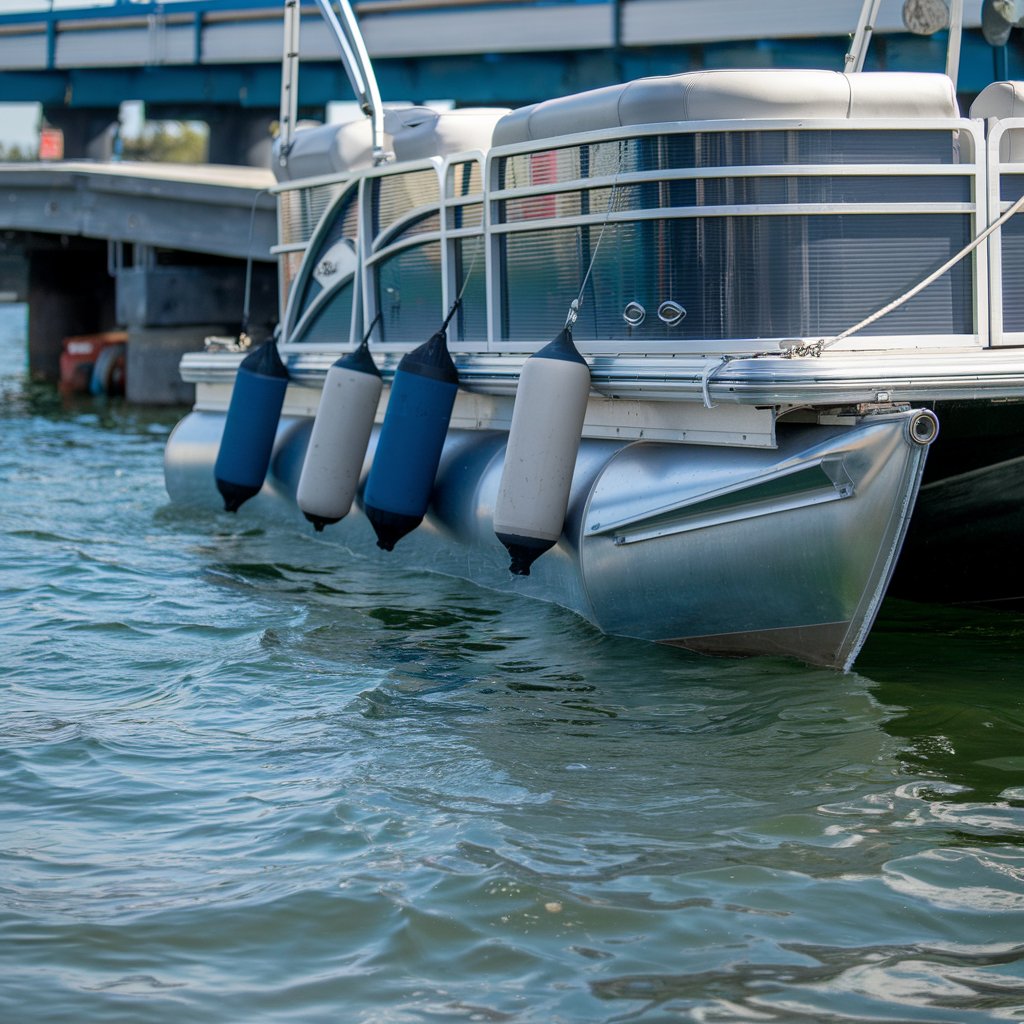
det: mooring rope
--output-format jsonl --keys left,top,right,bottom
{"left": 566, "top": 144, "right": 626, "bottom": 329}
{"left": 240, "top": 187, "right": 270, "bottom": 344}
{"left": 434, "top": 233, "right": 484, "bottom": 337}
{"left": 811, "top": 191, "right": 1024, "bottom": 357}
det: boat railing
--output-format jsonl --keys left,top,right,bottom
{"left": 272, "top": 113, "right": 992, "bottom": 361}
{"left": 845, "top": 0, "right": 964, "bottom": 87}
{"left": 275, "top": 153, "right": 488, "bottom": 355}
{"left": 484, "top": 115, "right": 988, "bottom": 357}
{"left": 274, "top": 171, "right": 353, "bottom": 315}
{"left": 984, "top": 115, "right": 1024, "bottom": 348}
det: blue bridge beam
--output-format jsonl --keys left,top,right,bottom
{"left": 0, "top": 0, "right": 1021, "bottom": 165}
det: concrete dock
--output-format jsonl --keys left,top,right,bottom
{"left": 0, "top": 160, "right": 277, "bottom": 403}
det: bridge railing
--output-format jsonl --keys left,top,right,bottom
{"left": 0, "top": 0, "right": 601, "bottom": 17}
{"left": 0, "top": 0, "right": 281, "bottom": 22}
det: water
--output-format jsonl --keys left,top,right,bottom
{"left": 2, "top": 303, "right": 1024, "bottom": 1023}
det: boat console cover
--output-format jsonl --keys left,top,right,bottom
{"left": 970, "top": 80, "right": 1024, "bottom": 159}
{"left": 274, "top": 106, "right": 511, "bottom": 182}
{"left": 492, "top": 69, "right": 959, "bottom": 146}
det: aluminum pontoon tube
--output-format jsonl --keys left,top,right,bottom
{"left": 166, "top": 407, "right": 936, "bottom": 671}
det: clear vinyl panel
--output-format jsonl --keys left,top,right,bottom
{"left": 496, "top": 125, "right": 970, "bottom": 347}
{"left": 277, "top": 181, "right": 349, "bottom": 330}
{"left": 369, "top": 165, "right": 445, "bottom": 344}
{"left": 373, "top": 169, "right": 441, "bottom": 242}
{"left": 452, "top": 234, "right": 486, "bottom": 345}
{"left": 278, "top": 181, "right": 348, "bottom": 249}
{"left": 498, "top": 129, "right": 959, "bottom": 193}
{"left": 447, "top": 160, "right": 482, "bottom": 200}
{"left": 501, "top": 176, "right": 969, "bottom": 223}
{"left": 500, "top": 213, "right": 973, "bottom": 345}
{"left": 1000, "top": 174, "right": 1024, "bottom": 333}
{"left": 278, "top": 249, "right": 305, "bottom": 324}
{"left": 375, "top": 240, "right": 443, "bottom": 344}
{"left": 445, "top": 160, "right": 485, "bottom": 344}
{"left": 294, "top": 187, "right": 361, "bottom": 325}
{"left": 292, "top": 280, "right": 355, "bottom": 348}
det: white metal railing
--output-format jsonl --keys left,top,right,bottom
{"left": 273, "top": 116, "right": 991, "bottom": 358}
{"left": 985, "top": 116, "right": 1024, "bottom": 347}
{"left": 485, "top": 117, "right": 988, "bottom": 357}
{"left": 277, "top": 154, "right": 489, "bottom": 352}
{"left": 846, "top": 0, "right": 965, "bottom": 85}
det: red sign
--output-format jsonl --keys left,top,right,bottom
{"left": 38, "top": 128, "right": 64, "bottom": 161}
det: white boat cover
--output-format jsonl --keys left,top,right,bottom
{"left": 492, "top": 69, "right": 959, "bottom": 146}
{"left": 274, "top": 106, "right": 510, "bottom": 182}
{"left": 970, "top": 80, "right": 1024, "bottom": 159}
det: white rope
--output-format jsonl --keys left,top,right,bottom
{"left": 567, "top": 145, "right": 625, "bottom": 328}
{"left": 701, "top": 357, "right": 725, "bottom": 409}
{"left": 698, "top": 193, "right": 1024, "bottom": 403}
{"left": 440, "top": 234, "right": 484, "bottom": 333}
{"left": 455, "top": 235, "right": 483, "bottom": 305}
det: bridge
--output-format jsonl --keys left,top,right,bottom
{"left": 0, "top": 159, "right": 277, "bottom": 400}
{"left": 0, "top": 0, "right": 1014, "bottom": 163}
{"left": 0, "top": 0, "right": 1017, "bottom": 402}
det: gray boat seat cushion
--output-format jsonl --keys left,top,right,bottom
{"left": 493, "top": 70, "right": 959, "bottom": 146}
{"left": 970, "top": 81, "right": 1024, "bottom": 160}
{"left": 274, "top": 106, "right": 510, "bottom": 182}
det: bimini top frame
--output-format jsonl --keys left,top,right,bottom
{"left": 277, "top": 0, "right": 388, "bottom": 170}
{"left": 845, "top": 0, "right": 965, "bottom": 86}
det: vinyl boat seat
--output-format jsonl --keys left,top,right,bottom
{"left": 274, "top": 106, "right": 511, "bottom": 182}
{"left": 492, "top": 69, "right": 959, "bottom": 146}
{"left": 970, "top": 81, "right": 1024, "bottom": 160}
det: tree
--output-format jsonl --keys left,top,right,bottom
{"left": 0, "top": 142, "right": 32, "bottom": 162}
{"left": 120, "top": 121, "right": 207, "bottom": 163}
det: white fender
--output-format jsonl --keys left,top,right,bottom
{"left": 297, "top": 346, "right": 382, "bottom": 531}
{"left": 494, "top": 327, "right": 591, "bottom": 575}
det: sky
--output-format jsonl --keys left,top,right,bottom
{"left": 0, "top": 104, "right": 41, "bottom": 150}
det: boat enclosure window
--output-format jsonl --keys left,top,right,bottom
{"left": 273, "top": 102, "right": 987, "bottom": 357}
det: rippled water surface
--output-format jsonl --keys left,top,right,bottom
{"left": 3, "top": 304, "right": 1024, "bottom": 1022}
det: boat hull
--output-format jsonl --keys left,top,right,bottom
{"left": 165, "top": 407, "right": 933, "bottom": 670}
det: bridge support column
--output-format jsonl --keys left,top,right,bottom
{"left": 204, "top": 108, "right": 278, "bottom": 168}
{"left": 27, "top": 239, "right": 116, "bottom": 382}
{"left": 125, "top": 325, "right": 225, "bottom": 406}
{"left": 116, "top": 250, "right": 277, "bottom": 405}
{"left": 42, "top": 108, "right": 120, "bottom": 162}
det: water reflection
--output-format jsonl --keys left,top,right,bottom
{"left": 6, "top": 301, "right": 1024, "bottom": 1023}
{"left": 860, "top": 599, "right": 1024, "bottom": 803}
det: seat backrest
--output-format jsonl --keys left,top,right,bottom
{"left": 274, "top": 106, "right": 510, "bottom": 182}
{"left": 970, "top": 81, "right": 1024, "bottom": 161}
{"left": 493, "top": 69, "right": 959, "bottom": 147}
